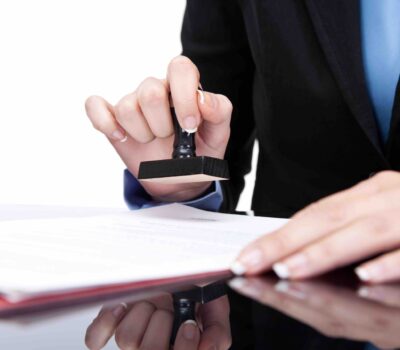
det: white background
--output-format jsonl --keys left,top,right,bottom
{"left": 0, "top": 0, "right": 256, "bottom": 210}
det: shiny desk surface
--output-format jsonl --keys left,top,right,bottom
{"left": 1, "top": 272, "right": 399, "bottom": 350}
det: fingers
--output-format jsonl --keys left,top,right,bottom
{"left": 114, "top": 301, "right": 155, "bottom": 350}
{"left": 85, "top": 303, "right": 128, "bottom": 350}
{"left": 229, "top": 278, "right": 339, "bottom": 338}
{"left": 356, "top": 248, "right": 400, "bottom": 284}
{"left": 115, "top": 78, "right": 174, "bottom": 143}
{"left": 139, "top": 309, "right": 174, "bottom": 349}
{"left": 271, "top": 211, "right": 400, "bottom": 279}
{"left": 85, "top": 96, "right": 127, "bottom": 142}
{"left": 358, "top": 284, "right": 400, "bottom": 307}
{"left": 174, "top": 320, "right": 201, "bottom": 350}
{"left": 229, "top": 277, "right": 400, "bottom": 345}
{"left": 135, "top": 78, "right": 174, "bottom": 138}
{"left": 232, "top": 171, "right": 400, "bottom": 276}
{"left": 167, "top": 56, "right": 201, "bottom": 132}
{"left": 198, "top": 296, "right": 231, "bottom": 350}
{"left": 196, "top": 91, "right": 232, "bottom": 158}
{"left": 87, "top": 55, "right": 232, "bottom": 163}
{"left": 114, "top": 92, "right": 155, "bottom": 143}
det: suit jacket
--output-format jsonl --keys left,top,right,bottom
{"left": 181, "top": 0, "right": 400, "bottom": 218}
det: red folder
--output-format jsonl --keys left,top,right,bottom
{"left": 0, "top": 270, "right": 231, "bottom": 318}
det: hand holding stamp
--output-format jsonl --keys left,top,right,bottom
{"left": 138, "top": 101, "right": 229, "bottom": 184}
{"left": 86, "top": 56, "right": 232, "bottom": 199}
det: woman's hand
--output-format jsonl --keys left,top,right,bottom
{"left": 85, "top": 294, "right": 231, "bottom": 350}
{"left": 233, "top": 171, "right": 400, "bottom": 283}
{"left": 85, "top": 56, "right": 232, "bottom": 202}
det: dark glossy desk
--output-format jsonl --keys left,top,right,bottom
{"left": 1, "top": 271, "right": 399, "bottom": 350}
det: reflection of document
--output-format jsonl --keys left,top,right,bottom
{"left": 0, "top": 204, "right": 287, "bottom": 296}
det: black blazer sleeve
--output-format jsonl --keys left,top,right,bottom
{"left": 181, "top": 0, "right": 256, "bottom": 213}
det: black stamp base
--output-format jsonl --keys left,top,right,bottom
{"left": 138, "top": 156, "right": 229, "bottom": 184}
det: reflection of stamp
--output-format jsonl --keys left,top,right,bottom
{"left": 170, "top": 280, "right": 227, "bottom": 345}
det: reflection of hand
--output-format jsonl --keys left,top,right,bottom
{"left": 85, "top": 294, "right": 231, "bottom": 350}
{"left": 233, "top": 171, "right": 400, "bottom": 283}
{"left": 358, "top": 284, "right": 400, "bottom": 308}
{"left": 230, "top": 277, "right": 400, "bottom": 349}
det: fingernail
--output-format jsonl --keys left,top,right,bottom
{"left": 273, "top": 263, "right": 290, "bottom": 279}
{"left": 111, "top": 129, "right": 127, "bottom": 142}
{"left": 228, "top": 277, "right": 247, "bottom": 289}
{"left": 355, "top": 267, "right": 371, "bottom": 282}
{"left": 357, "top": 286, "right": 370, "bottom": 298}
{"left": 182, "top": 320, "right": 198, "bottom": 340}
{"left": 230, "top": 261, "right": 247, "bottom": 275}
{"left": 183, "top": 116, "right": 198, "bottom": 133}
{"left": 275, "top": 281, "right": 306, "bottom": 299}
{"left": 234, "top": 248, "right": 264, "bottom": 273}
{"left": 207, "top": 345, "right": 217, "bottom": 350}
{"left": 274, "top": 280, "right": 290, "bottom": 292}
{"left": 112, "top": 303, "right": 127, "bottom": 318}
{"left": 274, "top": 253, "right": 308, "bottom": 278}
{"left": 228, "top": 277, "right": 262, "bottom": 298}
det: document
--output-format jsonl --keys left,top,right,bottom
{"left": 0, "top": 204, "right": 287, "bottom": 297}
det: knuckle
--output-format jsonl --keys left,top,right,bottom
{"left": 362, "top": 178, "right": 381, "bottom": 195}
{"left": 324, "top": 205, "right": 348, "bottom": 224}
{"left": 139, "top": 81, "right": 167, "bottom": 105}
{"left": 301, "top": 202, "right": 321, "bottom": 217}
{"left": 302, "top": 201, "right": 348, "bottom": 225}
{"left": 115, "top": 99, "right": 134, "bottom": 121}
{"left": 373, "top": 170, "right": 398, "bottom": 186}
{"left": 372, "top": 316, "right": 391, "bottom": 330}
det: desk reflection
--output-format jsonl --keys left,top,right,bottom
{"left": 229, "top": 276, "right": 400, "bottom": 350}
{"left": 2, "top": 274, "right": 400, "bottom": 349}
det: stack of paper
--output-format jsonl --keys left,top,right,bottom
{"left": 0, "top": 204, "right": 287, "bottom": 300}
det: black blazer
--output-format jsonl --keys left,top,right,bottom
{"left": 181, "top": 0, "right": 400, "bottom": 218}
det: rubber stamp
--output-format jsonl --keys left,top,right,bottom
{"left": 138, "top": 106, "right": 229, "bottom": 184}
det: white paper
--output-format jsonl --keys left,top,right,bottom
{"left": 0, "top": 204, "right": 287, "bottom": 296}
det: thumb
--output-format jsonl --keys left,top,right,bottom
{"left": 197, "top": 90, "right": 232, "bottom": 158}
